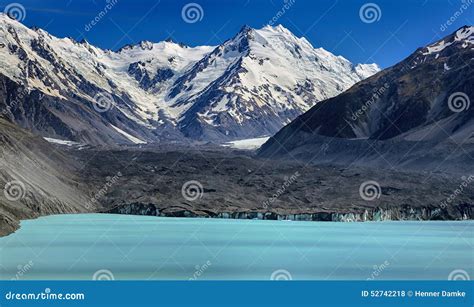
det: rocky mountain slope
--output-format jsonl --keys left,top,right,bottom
{"left": 259, "top": 26, "right": 474, "bottom": 173}
{"left": 0, "top": 14, "right": 378, "bottom": 145}
{"left": 0, "top": 117, "right": 91, "bottom": 235}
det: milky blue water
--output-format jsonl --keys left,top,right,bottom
{"left": 0, "top": 214, "right": 472, "bottom": 280}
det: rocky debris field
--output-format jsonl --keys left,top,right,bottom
{"left": 71, "top": 146, "right": 473, "bottom": 222}
{"left": 1, "top": 139, "right": 473, "bottom": 237}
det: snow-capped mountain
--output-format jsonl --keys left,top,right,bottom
{"left": 0, "top": 14, "right": 379, "bottom": 145}
{"left": 259, "top": 26, "right": 474, "bottom": 173}
{"left": 174, "top": 25, "right": 379, "bottom": 140}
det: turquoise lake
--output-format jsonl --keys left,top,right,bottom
{"left": 0, "top": 214, "right": 472, "bottom": 280}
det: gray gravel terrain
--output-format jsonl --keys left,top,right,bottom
{"left": 0, "top": 131, "right": 472, "bottom": 237}
{"left": 70, "top": 146, "right": 473, "bottom": 222}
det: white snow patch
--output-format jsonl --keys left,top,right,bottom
{"left": 222, "top": 137, "right": 270, "bottom": 150}
{"left": 111, "top": 125, "right": 147, "bottom": 144}
{"left": 43, "top": 137, "right": 80, "bottom": 146}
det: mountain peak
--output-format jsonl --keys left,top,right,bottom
{"left": 118, "top": 39, "right": 192, "bottom": 53}
{"left": 164, "top": 37, "right": 188, "bottom": 48}
{"left": 458, "top": 25, "right": 473, "bottom": 31}
{"left": 261, "top": 24, "right": 291, "bottom": 33}
{"left": 138, "top": 40, "right": 154, "bottom": 50}
{"left": 239, "top": 25, "right": 253, "bottom": 33}
{"left": 233, "top": 25, "right": 255, "bottom": 41}
{"left": 117, "top": 40, "right": 154, "bottom": 52}
{"left": 237, "top": 24, "right": 294, "bottom": 36}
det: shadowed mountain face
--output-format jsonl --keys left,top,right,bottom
{"left": 259, "top": 26, "right": 474, "bottom": 173}
{"left": 0, "top": 15, "right": 378, "bottom": 145}
{"left": 0, "top": 117, "right": 91, "bottom": 235}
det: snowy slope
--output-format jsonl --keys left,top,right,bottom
{"left": 0, "top": 14, "right": 379, "bottom": 144}
{"left": 222, "top": 136, "right": 270, "bottom": 150}
{"left": 0, "top": 15, "right": 213, "bottom": 126}
{"left": 174, "top": 25, "right": 380, "bottom": 140}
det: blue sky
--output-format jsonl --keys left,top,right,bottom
{"left": 1, "top": 0, "right": 472, "bottom": 68}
